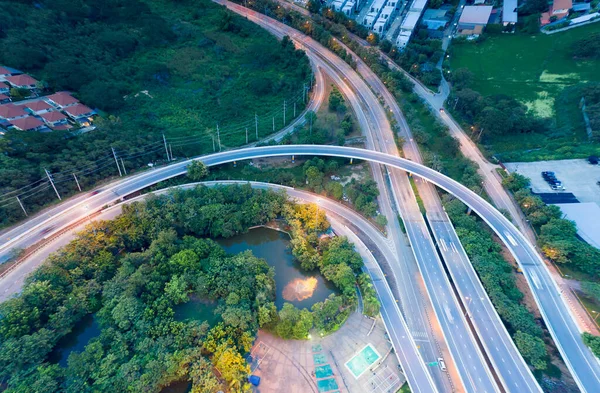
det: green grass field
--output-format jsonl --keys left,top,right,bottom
{"left": 449, "top": 24, "right": 600, "bottom": 161}
{"left": 450, "top": 24, "right": 600, "bottom": 118}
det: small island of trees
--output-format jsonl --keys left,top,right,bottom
{"left": 0, "top": 184, "right": 379, "bottom": 392}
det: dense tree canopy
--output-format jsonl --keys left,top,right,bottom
{"left": 0, "top": 0, "right": 310, "bottom": 229}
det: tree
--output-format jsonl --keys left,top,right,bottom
{"left": 583, "top": 333, "right": 600, "bottom": 359}
{"left": 305, "top": 165, "right": 324, "bottom": 192}
{"left": 502, "top": 173, "right": 530, "bottom": 192}
{"left": 307, "top": 0, "right": 321, "bottom": 14}
{"left": 375, "top": 214, "right": 388, "bottom": 227}
{"left": 213, "top": 344, "right": 250, "bottom": 391}
{"left": 328, "top": 87, "right": 345, "bottom": 113}
{"left": 187, "top": 161, "right": 209, "bottom": 181}
{"left": 325, "top": 181, "right": 343, "bottom": 200}
{"left": 378, "top": 39, "right": 392, "bottom": 53}
{"left": 514, "top": 331, "right": 548, "bottom": 370}
{"left": 275, "top": 303, "right": 313, "bottom": 339}
{"left": 322, "top": 263, "right": 356, "bottom": 295}
{"left": 450, "top": 68, "right": 474, "bottom": 90}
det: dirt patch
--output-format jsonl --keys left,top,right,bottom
{"left": 497, "top": 237, "right": 542, "bottom": 318}
{"left": 252, "top": 156, "right": 304, "bottom": 169}
{"left": 339, "top": 165, "right": 365, "bottom": 186}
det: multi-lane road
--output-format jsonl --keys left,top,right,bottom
{"left": 3, "top": 145, "right": 600, "bottom": 391}
{"left": 2, "top": 2, "right": 600, "bottom": 392}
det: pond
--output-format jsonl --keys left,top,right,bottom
{"left": 174, "top": 296, "right": 219, "bottom": 326}
{"left": 217, "top": 227, "right": 336, "bottom": 309}
{"left": 49, "top": 314, "right": 101, "bottom": 367}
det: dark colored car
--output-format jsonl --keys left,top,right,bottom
{"left": 589, "top": 156, "right": 599, "bottom": 165}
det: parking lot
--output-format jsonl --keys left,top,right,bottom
{"left": 505, "top": 159, "right": 600, "bottom": 206}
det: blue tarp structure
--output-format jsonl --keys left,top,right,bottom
{"left": 249, "top": 375, "right": 261, "bottom": 386}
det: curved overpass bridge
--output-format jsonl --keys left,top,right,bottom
{"left": 2, "top": 145, "right": 600, "bottom": 392}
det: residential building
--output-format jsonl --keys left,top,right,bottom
{"left": 5, "top": 74, "right": 38, "bottom": 90}
{"left": 63, "top": 103, "right": 96, "bottom": 126}
{"left": 422, "top": 8, "right": 450, "bottom": 30}
{"left": 502, "top": 0, "right": 518, "bottom": 25}
{"left": 19, "top": 100, "right": 53, "bottom": 115}
{"left": 572, "top": 2, "right": 591, "bottom": 12}
{"left": 0, "top": 94, "right": 10, "bottom": 104}
{"left": 39, "top": 111, "right": 71, "bottom": 130}
{"left": 0, "top": 82, "right": 10, "bottom": 94}
{"left": 0, "top": 103, "right": 28, "bottom": 121}
{"left": 396, "top": 11, "right": 421, "bottom": 47}
{"left": 44, "top": 91, "right": 79, "bottom": 109}
{"left": 0, "top": 66, "right": 14, "bottom": 82}
{"left": 9, "top": 116, "right": 46, "bottom": 132}
{"left": 541, "top": 0, "right": 573, "bottom": 25}
{"left": 457, "top": 5, "right": 493, "bottom": 35}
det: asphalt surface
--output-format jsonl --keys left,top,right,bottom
{"left": 3, "top": 145, "right": 600, "bottom": 391}
{"left": 2, "top": 3, "right": 600, "bottom": 392}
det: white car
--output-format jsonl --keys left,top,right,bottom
{"left": 438, "top": 357, "right": 447, "bottom": 371}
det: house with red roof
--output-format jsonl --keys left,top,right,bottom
{"left": 39, "top": 111, "right": 71, "bottom": 129}
{"left": 541, "top": 0, "right": 573, "bottom": 25}
{"left": 5, "top": 74, "right": 38, "bottom": 90}
{"left": 44, "top": 92, "right": 79, "bottom": 109}
{"left": 18, "top": 100, "right": 53, "bottom": 115}
{"left": 9, "top": 116, "right": 47, "bottom": 132}
{"left": 0, "top": 82, "right": 9, "bottom": 94}
{"left": 0, "top": 103, "right": 28, "bottom": 121}
{"left": 0, "top": 67, "right": 14, "bottom": 82}
{"left": 0, "top": 94, "right": 10, "bottom": 104}
{"left": 63, "top": 103, "right": 96, "bottom": 126}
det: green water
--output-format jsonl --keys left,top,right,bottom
{"left": 317, "top": 378, "right": 339, "bottom": 392}
{"left": 174, "top": 296, "right": 219, "bottom": 326}
{"left": 217, "top": 227, "right": 336, "bottom": 309}
{"left": 315, "top": 364, "right": 334, "bottom": 379}
{"left": 49, "top": 314, "right": 101, "bottom": 367}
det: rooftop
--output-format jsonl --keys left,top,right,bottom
{"left": 459, "top": 5, "right": 493, "bottom": 25}
{"left": 10, "top": 116, "right": 45, "bottom": 131}
{"left": 45, "top": 91, "right": 79, "bottom": 107}
{"left": 5, "top": 74, "right": 38, "bottom": 87}
{"left": 553, "top": 0, "right": 573, "bottom": 11}
{"left": 64, "top": 103, "right": 94, "bottom": 117}
{"left": 0, "top": 94, "right": 9, "bottom": 101}
{"left": 0, "top": 66, "right": 12, "bottom": 75}
{"left": 503, "top": 0, "right": 518, "bottom": 23}
{"left": 40, "top": 111, "right": 68, "bottom": 122}
{"left": 0, "top": 103, "right": 27, "bottom": 119}
{"left": 19, "top": 100, "right": 52, "bottom": 112}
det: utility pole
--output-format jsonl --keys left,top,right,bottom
{"left": 303, "top": 83, "right": 307, "bottom": 103}
{"left": 255, "top": 113, "right": 259, "bottom": 140}
{"left": 246, "top": 127, "right": 249, "bottom": 144}
{"left": 283, "top": 100, "right": 286, "bottom": 125}
{"left": 73, "top": 173, "right": 81, "bottom": 192}
{"left": 162, "top": 134, "right": 171, "bottom": 161}
{"left": 120, "top": 158, "right": 127, "bottom": 175}
{"left": 217, "top": 124, "right": 221, "bottom": 151}
{"left": 476, "top": 128, "right": 484, "bottom": 141}
{"left": 212, "top": 135, "right": 216, "bottom": 152}
{"left": 169, "top": 144, "right": 173, "bottom": 161}
{"left": 111, "top": 147, "right": 123, "bottom": 177}
{"left": 45, "top": 168, "right": 62, "bottom": 200}
{"left": 272, "top": 116, "right": 275, "bottom": 132}
{"left": 16, "top": 196, "right": 27, "bottom": 217}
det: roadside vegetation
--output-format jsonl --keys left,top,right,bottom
{"left": 501, "top": 172, "right": 600, "bottom": 360}
{"left": 444, "top": 197, "right": 556, "bottom": 378}
{"left": 0, "top": 184, "right": 378, "bottom": 391}
{"left": 447, "top": 24, "right": 600, "bottom": 162}
{"left": 502, "top": 173, "right": 600, "bottom": 278}
{"left": 0, "top": 0, "right": 310, "bottom": 228}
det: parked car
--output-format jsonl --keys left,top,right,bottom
{"left": 588, "top": 156, "right": 598, "bottom": 165}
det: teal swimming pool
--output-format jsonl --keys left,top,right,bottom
{"left": 344, "top": 344, "right": 381, "bottom": 379}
